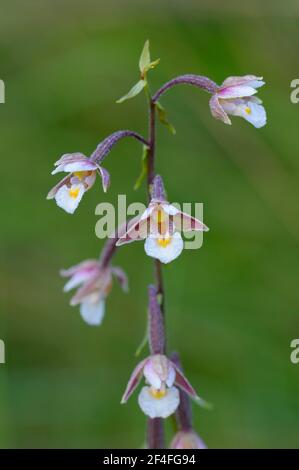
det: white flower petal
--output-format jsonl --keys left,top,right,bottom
{"left": 55, "top": 184, "right": 85, "bottom": 214}
{"left": 52, "top": 161, "right": 97, "bottom": 174}
{"left": 63, "top": 272, "right": 91, "bottom": 292}
{"left": 144, "top": 232, "right": 184, "bottom": 264}
{"left": 218, "top": 85, "right": 257, "bottom": 99}
{"left": 143, "top": 361, "right": 162, "bottom": 389}
{"left": 138, "top": 386, "right": 180, "bottom": 419}
{"left": 166, "top": 364, "right": 176, "bottom": 388}
{"left": 79, "top": 298, "right": 105, "bottom": 326}
{"left": 241, "top": 101, "right": 267, "bottom": 128}
{"left": 221, "top": 99, "right": 266, "bottom": 129}
{"left": 246, "top": 80, "right": 265, "bottom": 89}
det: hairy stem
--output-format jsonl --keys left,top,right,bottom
{"left": 147, "top": 418, "right": 165, "bottom": 449}
{"left": 146, "top": 87, "right": 166, "bottom": 449}
{"left": 152, "top": 74, "right": 218, "bottom": 103}
{"left": 90, "top": 130, "right": 148, "bottom": 163}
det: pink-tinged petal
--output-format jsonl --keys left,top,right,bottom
{"left": 121, "top": 358, "right": 149, "bottom": 404}
{"left": 171, "top": 431, "right": 207, "bottom": 450}
{"left": 172, "top": 362, "right": 198, "bottom": 399}
{"left": 161, "top": 203, "right": 179, "bottom": 216}
{"left": 140, "top": 204, "right": 156, "bottom": 221}
{"left": 116, "top": 215, "right": 151, "bottom": 246}
{"left": 47, "top": 174, "right": 71, "bottom": 199}
{"left": 60, "top": 260, "right": 100, "bottom": 278}
{"left": 209, "top": 95, "right": 231, "bottom": 125}
{"left": 217, "top": 85, "right": 257, "bottom": 100}
{"left": 70, "top": 268, "right": 112, "bottom": 305}
{"left": 54, "top": 152, "right": 87, "bottom": 166}
{"left": 173, "top": 211, "right": 209, "bottom": 232}
{"left": 63, "top": 272, "right": 92, "bottom": 292}
{"left": 82, "top": 170, "right": 97, "bottom": 190}
{"left": 98, "top": 166, "right": 110, "bottom": 192}
{"left": 111, "top": 266, "right": 129, "bottom": 293}
{"left": 221, "top": 75, "right": 263, "bottom": 89}
{"left": 52, "top": 160, "right": 97, "bottom": 174}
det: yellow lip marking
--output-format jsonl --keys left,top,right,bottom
{"left": 69, "top": 188, "right": 80, "bottom": 199}
{"left": 245, "top": 106, "right": 251, "bottom": 114}
{"left": 150, "top": 388, "right": 167, "bottom": 399}
{"left": 157, "top": 209, "right": 166, "bottom": 224}
{"left": 157, "top": 237, "right": 171, "bottom": 248}
{"left": 73, "top": 170, "right": 93, "bottom": 180}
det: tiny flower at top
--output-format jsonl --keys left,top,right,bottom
{"left": 210, "top": 75, "right": 266, "bottom": 128}
{"left": 116, "top": 175, "right": 208, "bottom": 264}
{"left": 121, "top": 354, "right": 203, "bottom": 419}
{"left": 60, "top": 259, "right": 128, "bottom": 326}
{"left": 170, "top": 430, "right": 207, "bottom": 450}
{"left": 47, "top": 153, "right": 110, "bottom": 214}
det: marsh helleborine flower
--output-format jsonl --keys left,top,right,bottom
{"left": 209, "top": 75, "right": 266, "bottom": 128}
{"left": 60, "top": 259, "right": 128, "bottom": 325}
{"left": 47, "top": 153, "right": 110, "bottom": 214}
{"left": 121, "top": 354, "right": 200, "bottom": 419}
{"left": 170, "top": 430, "right": 207, "bottom": 449}
{"left": 116, "top": 176, "right": 208, "bottom": 264}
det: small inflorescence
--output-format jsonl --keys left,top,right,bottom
{"left": 47, "top": 40, "right": 266, "bottom": 448}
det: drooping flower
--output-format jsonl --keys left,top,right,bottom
{"left": 121, "top": 354, "right": 201, "bottom": 419}
{"left": 60, "top": 259, "right": 128, "bottom": 326}
{"left": 209, "top": 75, "right": 266, "bottom": 128}
{"left": 47, "top": 153, "right": 110, "bottom": 214}
{"left": 170, "top": 430, "right": 207, "bottom": 449}
{"left": 116, "top": 176, "right": 208, "bottom": 264}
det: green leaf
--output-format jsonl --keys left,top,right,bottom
{"left": 133, "top": 145, "right": 149, "bottom": 190}
{"left": 156, "top": 101, "right": 176, "bottom": 135}
{"left": 139, "top": 40, "right": 151, "bottom": 73}
{"left": 139, "top": 40, "right": 160, "bottom": 76}
{"left": 116, "top": 79, "right": 146, "bottom": 104}
{"left": 194, "top": 396, "right": 214, "bottom": 410}
{"left": 147, "top": 58, "right": 160, "bottom": 71}
{"left": 135, "top": 317, "right": 149, "bottom": 357}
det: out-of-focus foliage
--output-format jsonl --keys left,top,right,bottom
{"left": 1, "top": 0, "right": 299, "bottom": 448}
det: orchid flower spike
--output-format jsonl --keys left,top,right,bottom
{"left": 121, "top": 354, "right": 202, "bottom": 419}
{"left": 209, "top": 75, "right": 266, "bottom": 128}
{"left": 116, "top": 175, "right": 208, "bottom": 264}
{"left": 47, "top": 152, "right": 110, "bottom": 214}
{"left": 171, "top": 430, "right": 207, "bottom": 450}
{"left": 60, "top": 259, "right": 128, "bottom": 326}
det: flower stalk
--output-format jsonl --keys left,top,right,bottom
{"left": 48, "top": 39, "right": 267, "bottom": 449}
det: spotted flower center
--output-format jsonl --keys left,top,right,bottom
{"left": 69, "top": 188, "right": 80, "bottom": 199}
{"left": 73, "top": 170, "right": 93, "bottom": 180}
{"left": 157, "top": 237, "right": 171, "bottom": 248}
{"left": 245, "top": 106, "right": 251, "bottom": 114}
{"left": 150, "top": 387, "right": 167, "bottom": 399}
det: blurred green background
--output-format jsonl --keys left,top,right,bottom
{"left": 1, "top": 0, "right": 299, "bottom": 448}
